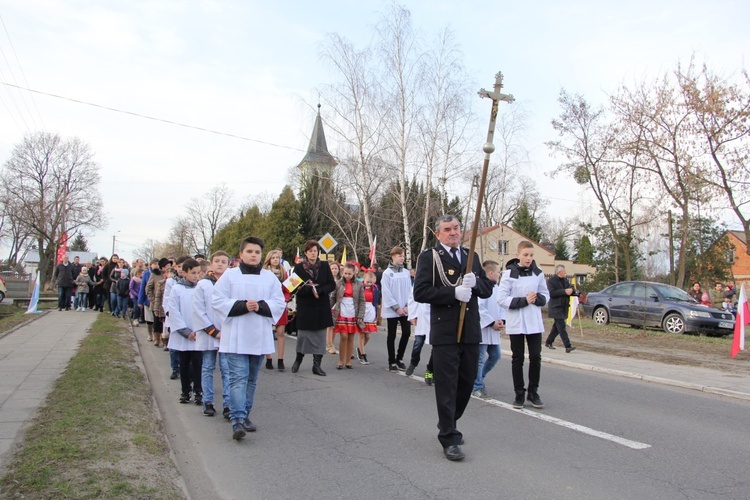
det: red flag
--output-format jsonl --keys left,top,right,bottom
{"left": 56, "top": 232, "right": 68, "bottom": 264}
{"left": 368, "top": 236, "right": 377, "bottom": 268}
{"left": 731, "top": 284, "right": 749, "bottom": 358}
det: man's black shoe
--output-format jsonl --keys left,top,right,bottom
{"left": 443, "top": 445, "right": 465, "bottom": 461}
{"left": 170, "top": 371, "right": 179, "bottom": 380}
{"left": 545, "top": 343, "right": 555, "bottom": 350}
{"left": 223, "top": 406, "right": 230, "bottom": 419}
{"left": 565, "top": 346, "right": 576, "bottom": 353}
{"left": 395, "top": 360, "right": 406, "bottom": 371}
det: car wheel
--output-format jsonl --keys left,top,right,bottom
{"left": 663, "top": 313, "right": 685, "bottom": 334}
{"left": 593, "top": 307, "right": 609, "bottom": 325}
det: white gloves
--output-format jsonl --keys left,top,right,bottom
{"left": 454, "top": 285, "right": 472, "bottom": 303}
{"left": 462, "top": 272, "right": 476, "bottom": 288}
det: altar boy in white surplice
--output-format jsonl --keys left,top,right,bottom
{"left": 212, "top": 236, "right": 286, "bottom": 441}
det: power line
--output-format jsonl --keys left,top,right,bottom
{"left": 0, "top": 81, "right": 308, "bottom": 154}
{"left": 0, "top": 15, "right": 46, "bottom": 131}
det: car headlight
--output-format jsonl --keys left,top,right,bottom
{"left": 689, "top": 310, "right": 711, "bottom": 318}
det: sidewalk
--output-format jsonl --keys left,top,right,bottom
{"left": 0, "top": 310, "right": 96, "bottom": 476}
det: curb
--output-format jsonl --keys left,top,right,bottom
{"left": 542, "top": 356, "right": 750, "bottom": 402}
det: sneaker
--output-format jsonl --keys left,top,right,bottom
{"left": 170, "top": 371, "right": 179, "bottom": 380}
{"left": 360, "top": 354, "right": 369, "bottom": 365}
{"left": 265, "top": 358, "right": 274, "bottom": 370}
{"left": 389, "top": 363, "right": 399, "bottom": 372}
{"left": 512, "top": 395, "right": 525, "bottom": 409}
{"left": 472, "top": 389, "right": 484, "bottom": 398}
{"left": 424, "top": 371, "right": 433, "bottom": 385}
{"left": 194, "top": 393, "right": 203, "bottom": 405}
{"left": 405, "top": 364, "right": 416, "bottom": 376}
{"left": 545, "top": 343, "right": 556, "bottom": 350}
{"left": 277, "top": 359, "right": 285, "bottom": 372}
{"left": 203, "top": 403, "right": 216, "bottom": 416}
{"left": 179, "top": 393, "right": 190, "bottom": 404}
{"left": 243, "top": 417, "right": 257, "bottom": 432}
{"left": 357, "top": 348, "right": 363, "bottom": 361}
{"left": 223, "top": 406, "right": 230, "bottom": 420}
{"left": 132, "top": 320, "right": 139, "bottom": 327}
{"left": 565, "top": 346, "right": 576, "bottom": 353}
{"left": 527, "top": 393, "right": 544, "bottom": 409}
{"left": 232, "top": 422, "right": 246, "bottom": 440}
{"left": 396, "top": 360, "right": 406, "bottom": 371}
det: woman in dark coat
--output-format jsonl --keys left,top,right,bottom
{"left": 291, "top": 240, "right": 336, "bottom": 376}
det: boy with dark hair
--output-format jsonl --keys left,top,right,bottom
{"left": 212, "top": 237, "right": 286, "bottom": 440}
{"left": 115, "top": 268, "right": 131, "bottom": 319}
{"left": 168, "top": 258, "right": 203, "bottom": 405}
{"left": 498, "top": 241, "right": 549, "bottom": 409}
{"left": 381, "top": 246, "right": 412, "bottom": 371}
{"left": 472, "top": 260, "right": 505, "bottom": 399}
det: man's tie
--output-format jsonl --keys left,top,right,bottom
{"left": 450, "top": 247, "right": 460, "bottom": 266}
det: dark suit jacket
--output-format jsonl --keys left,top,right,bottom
{"left": 413, "top": 245, "right": 493, "bottom": 346}
{"left": 547, "top": 275, "right": 572, "bottom": 319}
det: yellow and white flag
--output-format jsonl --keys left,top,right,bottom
{"left": 566, "top": 277, "right": 578, "bottom": 327}
{"left": 340, "top": 246, "right": 347, "bottom": 265}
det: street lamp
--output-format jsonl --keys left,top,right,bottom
{"left": 112, "top": 230, "right": 121, "bottom": 256}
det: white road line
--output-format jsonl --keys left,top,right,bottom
{"left": 403, "top": 373, "right": 651, "bottom": 450}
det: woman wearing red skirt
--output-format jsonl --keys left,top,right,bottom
{"left": 264, "top": 249, "right": 291, "bottom": 371}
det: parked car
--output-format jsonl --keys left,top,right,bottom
{"left": 582, "top": 281, "right": 735, "bottom": 336}
{"left": 0, "top": 277, "right": 6, "bottom": 302}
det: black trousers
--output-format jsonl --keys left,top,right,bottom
{"left": 432, "top": 343, "right": 479, "bottom": 449}
{"left": 546, "top": 318, "right": 571, "bottom": 348}
{"left": 509, "top": 333, "right": 542, "bottom": 393}
{"left": 178, "top": 350, "right": 203, "bottom": 397}
{"left": 386, "top": 316, "right": 411, "bottom": 364}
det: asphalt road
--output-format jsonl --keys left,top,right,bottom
{"left": 136, "top": 329, "right": 750, "bottom": 500}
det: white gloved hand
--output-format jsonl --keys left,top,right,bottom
{"left": 454, "top": 285, "right": 472, "bottom": 303}
{"left": 462, "top": 272, "right": 476, "bottom": 288}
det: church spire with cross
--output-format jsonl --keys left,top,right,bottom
{"left": 297, "top": 103, "right": 337, "bottom": 181}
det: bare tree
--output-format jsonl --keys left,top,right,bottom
{"left": 417, "top": 27, "right": 474, "bottom": 251}
{"left": 376, "top": 3, "right": 423, "bottom": 267}
{"left": 0, "top": 192, "right": 34, "bottom": 265}
{"left": 611, "top": 77, "right": 702, "bottom": 287}
{"left": 548, "top": 90, "right": 656, "bottom": 281}
{"left": 1, "top": 132, "right": 105, "bottom": 285}
{"left": 319, "top": 33, "right": 387, "bottom": 250}
{"left": 186, "top": 184, "right": 235, "bottom": 254}
{"left": 678, "top": 62, "right": 750, "bottom": 254}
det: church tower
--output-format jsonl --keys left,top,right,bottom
{"left": 297, "top": 104, "right": 337, "bottom": 182}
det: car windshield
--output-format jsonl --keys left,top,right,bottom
{"left": 653, "top": 283, "right": 697, "bottom": 303}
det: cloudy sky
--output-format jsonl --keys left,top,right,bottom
{"left": 0, "top": 0, "right": 747, "bottom": 262}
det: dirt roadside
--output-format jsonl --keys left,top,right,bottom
{"left": 557, "top": 316, "right": 747, "bottom": 375}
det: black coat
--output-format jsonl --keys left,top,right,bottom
{"left": 53, "top": 263, "right": 75, "bottom": 287}
{"left": 293, "top": 260, "right": 336, "bottom": 331}
{"left": 413, "top": 245, "right": 493, "bottom": 346}
{"left": 547, "top": 274, "right": 572, "bottom": 319}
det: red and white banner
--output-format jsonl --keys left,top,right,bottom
{"left": 368, "top": 236, "right": 377, "bottom": 268}
{"left": 731, "top": 284, "right": 749, "bottom": 358}
{"left": 56, "top": 232, "right": 68, "bottom": 264}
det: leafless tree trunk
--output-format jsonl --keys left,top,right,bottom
{"left": 1, "top": 132, "right": 105, "bottom": 286}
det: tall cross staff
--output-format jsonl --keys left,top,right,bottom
{"left": 457, "top": 72, "right": 514, "bottom": 342}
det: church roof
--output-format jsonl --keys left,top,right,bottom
{"left": 297, "top": 105, "right": 337, "bottom": 169}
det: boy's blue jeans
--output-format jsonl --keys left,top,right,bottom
{"left": 225, "top": 353, "right": 263, "bottom": 422}
{"left": 76, "top": 292, "right": 88, "bottom": 309}
{"left": 409, "top": 334, "right": 427, "bottom": 368}
{"left": 115, "top": 295, "right": 128, "bottom": 316}
{"left": 202, "top": 350, "right": 230, "bottom": 407}
{"left": 473, "top": 343, "right": 501, "bottom": 391}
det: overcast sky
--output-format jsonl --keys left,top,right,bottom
{"left": 0, "top": 0, "right": 747, "bottom": 262}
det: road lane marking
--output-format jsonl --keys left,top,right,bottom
{"left": 404, "top": 373, "right": 651, "bottom": 450}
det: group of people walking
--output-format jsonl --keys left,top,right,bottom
{"left": 52, "top": 214, "right": 581, "bottom": 460}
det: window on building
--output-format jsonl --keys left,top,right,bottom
{"left": 498, "top": 240, "right": 508, "bottom": 255}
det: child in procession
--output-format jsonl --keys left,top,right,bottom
{"left": 405, "top": 290, "right": 434, "bottom": 385}
{"left": 331, "top": 263, "right": 365, "bottom": 369}
{"left": 74, "top": 267, "right": 92, "bottom": 312}
{"left": 472, "top": 260, "right": 505, "bottom": 399}
{"left": 381, "top": 246, "right": 412, "bottom": 371}
{"left": 168, "top": 258, "right": 203, "bottom": 405}
{"left": 263, "top": 249, "right": 291, "bottom": 371}
{"left": 193, "top": 251, "right": 231, "bottom": 417}
{"left": 498, "top": 241, "right": 549, "bottom": 409}
{"left": 212, "top": 236, "right": 286, "bottom": 440}
{"left": 358, "top": 271, "right": 380, "bottom": 364}
{"left": 326, "top": 261, "right": 342, "bottom": 354}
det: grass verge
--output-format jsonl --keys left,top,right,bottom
{"left": 0, "top": 313, "right": 185, "bottom": 499}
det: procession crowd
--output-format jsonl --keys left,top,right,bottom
{"left": 50, "top": 215, "right": 583, "bottom": 461}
